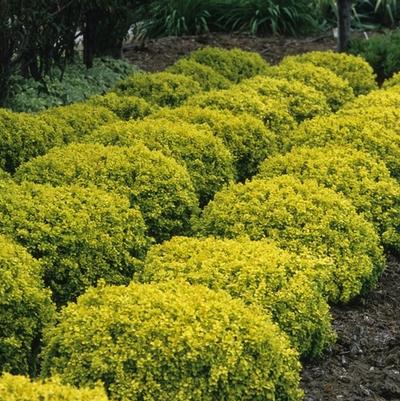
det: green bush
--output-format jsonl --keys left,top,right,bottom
{"left": 141, "top": 236, "right": 335, "bottom": 357}
{"left": 87, "top": 92, "right": 154, "bottom": 121}
{"left": 285, "top": 114, "right": 400, "bottom": 179}
{"left": 166, "top": 58, "right": 232, "bottom": 91}
{"left": 0, "top": 180, "right": 149, "bottom": 305}
{"left": 0, "top": 374, "right": 108, "bottom": 401}
{"left": 15, "top": 143, "right": 199, "bottom": 242}
{"left": 197, "top": 175, "right": 385, "bottom": 303}
{"left": 41, "top": 281, "right": 303, "bottom": 401}
{"left": 238, "top": 76, "right": 330, "bottom": 122}
{"left": 0, "top": 235, "right": 54, "bottom": 375}
{"left": 283, "top": 51, "right": 377, "bottom": 95}
{"left": 264, "top": 60, "right": 354, "bottom": 111}
{"left": 188, "top": 47, "right": 270, "bottom": 83}
{"left": 257, "top": 145, "right": 400, "bottom": 251}
{"left": 149, "top": 106, "right": 277, "bottom": 181}
{"left": 114, "top": 72, "right": 202, "bottom": 107}
{"left": 341, "top": 88, "right": 400, "bottom": 109}
{"left": 39, "top": 102, "right": 119, "bottom": 139}
{"left": 85, "top": 119, "right": 234, "bottom": 206}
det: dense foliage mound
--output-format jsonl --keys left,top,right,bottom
{"left": 187, "top": 47, "right": 270, "bottom": 82}
{"left": 85, "top": 118, "right": 235, "bottom": 206}
{"left": 0, "top": 374, "right": 108, "bottom": 401}
{"left": 142, "top": 236, "right": 335, "bottom": 357}
{"left": 238, "top": 76, "right": 330, "bottom": 121}
{"left": 0, "top": 180, "right": 149, "bottom": 305}
{"left": 150, "top": 106, "right": 277, "bottom": 181}
{"left": 114, "top": 72, "right": 202, "bottom": 107}
{"left": 197, "top": 175, "right": 385, "bottom": 303}
{"left": 87, "top": 92, "right": 154, "bottom": 120}
{"left": 258, "top": 146, "right": 400, "bottom": 250}
{"left": 0, "top": 235, "right": 54, "bottom": 375}
{"left": 15, "top": 143, "right": 198, "bottom": 242}
{"left": 264, "top": 60, "right": 354, "bottom": 111}
{"left": 383, "top": 71, "right": 400, "bottom": 88}
{"left": 166, "top": 58, "right": 232, "bottom": 90}
{"left": 41, "top": 281, "right": 302, "bottom": 401}
{"left": 341, "top": 88, "right": 400, "bottom": 110}
{"left": 283, "top": 51, "right": 377, "bottom": 95}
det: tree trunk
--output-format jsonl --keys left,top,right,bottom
{"left": 337, "top": 0, "right": 352, "bottom": 52}
{"left": 83, "top": 10, "right": 98, "bottom": 69}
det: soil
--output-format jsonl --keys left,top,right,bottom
{"left": 122, "top": 33, "right": 400, "bottom": 400}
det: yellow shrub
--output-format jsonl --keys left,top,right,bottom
{"left": 341, "top": 88, "right": 400, "bottom": 110}
{"left": 197, "top": 175, "right": 385, "bottom": 303}
{"left": 85, "top": 118, "right": 235, "bottom": 206}
{"left": 382, "top": 71, "right": 400, "bottom": 88}
{"left": 264, "top": 60, "right": 354, "bottom": 111}
{"left": 238, "top": 76, "right": 330, "bottom": 122}
{"left": 283, "top": 51, "right": 377, "bottom": 95}
{"left": 142, "top": 236, "right": 335, "bottom": 357}
{"left": 0, "top": 374, "right": 108, "bottom": 401}
{"left": 41, "top": 281, "right": 303, "bottom": 401}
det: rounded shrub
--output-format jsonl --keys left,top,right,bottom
{"left": 85, "top": 119, "right": 234, "bottom": 206}
{"left": 114, "top": 72, "right": 202, "bottom": 107}
{"left": 0, "top": 109, "right": 66, "bottom": 173}
{"left": 166, "top": 58, "right": 232, "bottom": 91}
{"left": 149, "top": 106, "right": 277, "bottom": 181}
{"left": 87, "top": 92, "right": 154, "bottom": 120}
{"left": 382, "top": 71, "right": 400, "bottom": 88}
{"left": 0, "top": 374, "right": 108, "bottom": 401}
{"left": 197, "top": 175, "right": 385, "bottom": 303}
{"left": 341, "top": 88, "right": 400, "bottom": 110}
{"left": 0, "top": 180, "right": 149, "bottom": 305}
{"left": 188, "top": 47, "right": 270, "bottom": 83}
{"left": 283, "top": 51, "right": 377, "bottom": 95}
{"left": 287, "top": 114, "right": 400, "bottom": 179}
{"left": 41, "top": 281, "right": 303, "bottom": 401}
{"left": 141, "top": 236, "right": 335, "bottom": 357}
{"left": 238, "top": 76, "right": 330, "bottom": 122}
{"left": 264, "top": 60, "right": 354, "bottom": 111}
{"left": 186, "top": 87, "right": 297, "bottom": 140}
{"left": 257, "top": 145, "right": 400, "bottom": 251}
{"left": 0, "top": 235, "right": 54, "bottom": 375}
{"left": 40, "top": 102, "right": 119, "bottom": 139}
{"left": 15, "top": 143, "right": 199, "bottom": 242}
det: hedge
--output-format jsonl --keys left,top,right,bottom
{"left": 0, "top": 235, "right": 54, "bottom": 375}
{"left": 85, "top": 118, "right": 235, "bottom": 206}
{"left": 283, "top": 51, "right": 377, "bottom": 95}
{"left": 238, "top": 76, "right": 330, "bottom": 122}
{"left": 166, "top": 58, "right": 232, "bottom": 91}
{"left": 264, "top": 60, "right": 354, "bottom": 111}
{"left": 141, "top": 236, "right": 335, "bottom": 357}
{"left": 15, "top": 143, "right": 199, "bottom": 242}
{"left": 0, "top": 180, "right": 149, "bottom": 305}
{"left": 41, "top": 281, "right": 303, "bottom": 401}
{"left": 114, "top": 72, "right": 202, "bottom": 107}
{"left": 0, "top": 374, "right": 108, "bottom": 401}
{"left": 197, "top": 175, "right": 385, "bottom": 303}
{"left": 149, "top": 106, "right": 277, "bottom": 181}
{"left": 187, "top": 47, "right": 270, "bottom": 83}
{"left": 87, "top": 92, "right": 154, "bottom": 120}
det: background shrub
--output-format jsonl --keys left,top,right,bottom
{"left": 85, "top": 119, "right": 234, "bottom": 206}
{"left": 141, "top": 236, "right": 335, "bottom": 357}
{"left": 114, "top": 72, "right": 202, "bottom": 107}
{"left": 0, "top": 374, "right": 108, "bottom": 401}
{"left": 187, "top": 47, "right": 270, "bottom": 82}
{"left": 149, "top": 106, "right": 277, "bottom": 181}
{"left": 0, "top": 180, "right": 149, "bottom": 305}
{"left": 237, "top": 76, "right": 330, "bottom": 122}
{"left": 0, "top": 235, "right": 54, "bottom": 375}
{"left": 41, "top": 281, "right": 303, "bottom": 401}
{"left": 283, "top": 51, "right": 377, "bottom": 95}
{"left": 87, "top": 92, "right": 155, "bottom": 120}
{"left": 257, "top": 145, "right": 400, "bottom": 251}
{"left": 15, "top": 143, "right": 199, "bottom": 242}
{"left": 383, "top": 71, "right": 400, "bottom": 88}
{"left": 197, "top": 175, "right": 385, "bottom": 303}
{"left": 264, "top": 60, "right": 354, "bottom": 111}
{"left": 166, "top": 58, "right": 232, "bottom": 90}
